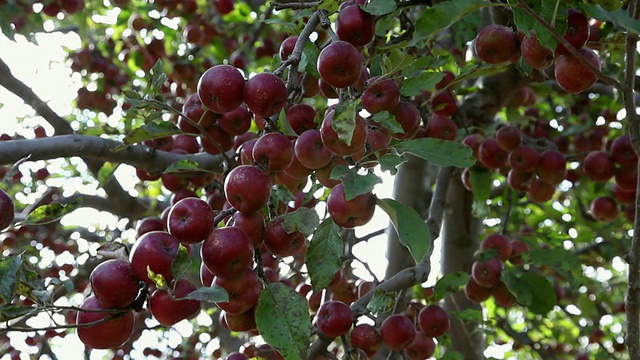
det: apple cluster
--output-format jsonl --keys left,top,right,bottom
{"left": 474, "top": 9, "right": 601, "bottom": 94}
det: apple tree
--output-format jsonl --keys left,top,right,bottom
{"left": 0, "top": 0, "right": 638, "bottom": 359}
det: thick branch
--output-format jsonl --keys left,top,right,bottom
{"left": 0, "top": 134, "right": 226, "bottom": 175}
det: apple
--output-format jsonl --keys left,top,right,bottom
{"left": 492, "top": 281, "right": 516, "bottom": 307}
{"left": 350, "top": 323, "right": 382, "bottom": 357}
{"left": 213, "top": 268, "right": 262, "bottom": 315}
{"left": 231, "top": 211, "right": 265, "bottom": 247}
{"left": 315, "top": 300, "right": 353, "bottom": 337}
{"left": 244, "top": 72, "right": 288, "bottom": 118}
{"left": 582, "top": 151, "right": 615, "bottom": 183}
{"left": 361, "top": 77, "right": 401, "bottom": 114}
{"left": 471, "top": 258, "right": 504, "bottom": 288}
{"left": 615, "top": 166, "right": 638, "bottom": 192}
{"left": 610, "top": 134, "right": 638, "bottom": 167}
{"left": 464, "top": 277, "right": 492, "bottom": 303}
{"left": 149, "top": 278, "right": 200, "bottom": 326}
{"left": 520, "top": 30, "right": 554, "bottom": 69}
{"left": 284, "top": 148, "right": 314, "bottom": 179}
{"left": 430, "top": 89, "right": 458, "bottom": 117}
{"left": 317, "top": 40, "right": 363, "bottom": 88}
{"left": 218, "top": 106, "right": 252, "bottom": 136}
{"left": 528, "top": 178, "right": 556, "bottom": 203}
{"left": 200, "top": 125, "right": 234, "bottom": 155}
{"left": 335, "top": 4, "right": 375, "bottom": 47}
{"left": 478, "top": 138, "right": 508, "bottom": 169}
{"left": 294, "top": 129, "right": 333, "bottom": 170}
{"left": 197, "top": 64, "right": 246, "bottom": 114}
{"left": 326, "top": 183, "right": 376, "bottom": 229}
{"left": 392, "top": 101, "right": 421, "bottom": 139}
{"left": 404, "top": 332, "right": 436, "bottom": 360}
{"left": 590, "top": 196, "right": 620, "bottom": 222}
{"left": 536, "top": 149, "right": 567, "bottom": 185}
{"left": 224, "top": 165, "right": 272, "bottom": 214}
{"left": 167, "top": 197, "right": 215, "bottom": 245}
{"left": 480, "top": 234, "right": 513, "bottom": 261}
{"left": 0, "top": 189, "right": 14, "bottom": 231}
{"left": 286, "top": 104, "right": 317, "bottom": 135}
{"left": 508, "top": 145, "right": 540, "bottom": 173}
{"left": 425, "top": 114, "right": 457, "bottom": 141}
{"left": 509, "top": 239, "right": 530, "bottom": 266}
{"left": 89, "top": 259, "right": 141, "bottom": 309}
{"left": 555, "top": 9, "right": 590, "bottom": 56}
{"left": 172, "top": 134, "right": 200, "bottom": 153}
{"left": 279, "top": 35, "right": 298, "bottom": 61}
{"left": 418, "top": 304, "right": 450, "bottom": 337}
{"left": 495, "top": 125, "right": 522, "bottom": 151}
{"left": 129, "top": 230, "right": 180, "bottom": 284}
{"left": 76, "top": 295, "right": 134, "bottom": 349}
{"left": 201, "top": 226, "right": 254, "bottom": 278}
{"left": 263, "top": 215, "right": 307, "bottom": 257}
{"left": 474, "top": 24, "right": 519, "bottom": 64}
{"left": 554, "top": 47, "right": 601, "bottom": 94}
{"left": 380, "top": 314, "right": 416, "bottom": 351}
{"left": 252, "top": 132, "right": 295, "bottom": 173}
{"left": 223, "top": 306, "right": 257, "bottom": 332}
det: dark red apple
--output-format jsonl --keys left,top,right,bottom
{"left": 149, "top": 278, "right": 201, "bottom": 326}
{"left": 224, "top": 165, "right": 272, "bottom": 214}
{"left": 76, "top": 295, "right": 134, "bottom": 349}
{"left": 201, "top": 226, "right": 254, "bottom": 278}
{"left": 213, "top": 268, "right": 262, "bottom": 315}
{"left": 167, "top": 197, "right": 215, "bottom": 245}
{"left": 350, "top": 323, "right": 382, "bottom": 357}
{"left": 536, "top": 149, "right": 567, "bottom": 185}
{"left": 90, "top": 259, "right": 141, "bottom": 309}
{"left": 252, "top": 132, "right": 295, "bottom": 173}
{"left": 380, "top": 314, "right": 416, "bottom": 351}
{"left": 317, "top": 41, "right": 363, "bottom": 89}
{"left": 425, "top": 114, "right": 457, "bottom": 141}
{"left": 295, "top": 129, "right": 334, "bottom": 170}
{"left": 583, "top": 151, "right": 615, "bottom": 183}
{"left": 286, "top": 104, "right": 317, "bottom": 135}
{"left": 320, "top": 110, "right": 367, "bottom": 156}
{"left": 554, "top": 47, "right": 600, "bottom": 94}
{"left": 244, "top": 72, "right": 288, "bottom": 118}
{"left": 418, "top": 304, "right": 450, "bottom": 337}
{"left": 315, "top": 300, "right": 353, "bottom": 337}
{"left": 361, "top": 77, "right": 401, "bottom": 115}
{"left": 474, "top": 24, "right": 519, "bottom": 64}
{"left": 129, "top": 231, "right": 180, "bottom": 284}
{"left": 263, "top": 215, "right": 306, "bottom": 257}
{"left": 590, "top": 196, "right": 620, "bottom": 222}
{"left": 520, "top": 30, "right": 554, "bottom": 69}
{"left": 326, "top": 183, "right": 376, "bottom": 228}
{"left": 218, "top": 106, "right": 252, "bottom": 136}
{"left": 197, "top": 64, "right": 246, "bottom": 114}
{"left": 335, "top": 4, "right": 375, "bottom": 47}
{"left": 0, "top": 189, "right": 14, "bottom": 231}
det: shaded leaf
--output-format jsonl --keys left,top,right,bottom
{"left": 433, "top": 272, "right": 469, "bottom": 301}
{"left": 501, "top": 270, "right": 532, "bottom": 306}
{"left": 181, "top": 285, "right": 228, "bottom": 303}
{"left": 332, "top": 100, "right": 359, "bottom": 146}
{"left": 400, "top": 71, "right": 444, "bottom": 97}
{"left": 580, "top": 3, "right": 640, "bottom": 34}
{"left": 468, "top": 167, "right": 492, "bottom": 201}
{"left": 281, "top": 207, "right": 320, "bottom": 237}
{"left": 306, "top": 219, "right": 342, "bottom": 292}
{"left": 394, "top": 138, "right": 475, "bottom": 168}
{"left": 0, "top": 304, "right": 35, "bottom": 322}
{"left": 19, "top": 198, "right": 83, "bottom": 225}
{"left": 163, "top": 160, "right": 202, "bottom": 174}
{"left": 380, "top": 49, "right": 414, "bottom": 76}
{"left": 0, "top": 255, "right": 22, "bottom": 303}
{"left": 170, "top": 245, "right": 192, "bottom": 283}
{"left": 367, "top": 289, "right": 396, "bottom": 314}
{"left": 410, "top": 0, "right": 489, "bottom": 46}
{"left": 372, "top": 111, "right": 404, "bottom": 134}
{"left": 519, "top": 273, "right": 556, "bottom": 315}
{"left": 511, "top": 0, "right": 567, "bottom": 51}
{"left": 360, "top": 0, "right": 396, "bottom": 16}
{"left": 122, "top": 121, "right": 181, "bottom": 146}
{"left": 300, "top": 41, "right": 320, "bottom": 78}
{"left": 376, "top": 198, "right": 430, "bottom": 263}
{"left": 379, "top": 154, "right": 405, "bottom": 175}
{"left": 256, "top": 283, "right": 311, "bottom": 360}
{"left": 17, "top": 263, "right": 45, "bottom": 302}
{"left": 330, "top": 165, "right": 382, "bottom": 200}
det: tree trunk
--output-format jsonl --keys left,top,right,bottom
{"left": 441, "top": 171, "right": 485, "bottom": 359}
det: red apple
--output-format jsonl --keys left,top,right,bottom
{"left": 167, "top": 197, "right": 215, "bottom": 245}
{"left": 224, "top": 165, "right": 272, "bottom": 214}
{"left": 286, "top": 104, "right": 317, "bottom": 135}
{"left": 554, "top": 47, "right": 600, "bottom": 94}
{"left": 90, "top": 259, "right": 141, "bottom": 309}
{"left": 474, "top": 24, "right": 519, "bottom": 64}
{"left": 582, "top": 151, "right": 615, "bottom": 183}
{"left": 350, "top": 323, "right": 382, "bottom": 357}
{"left": 590, "top": 196, "right": 620, "bottom": 222}
{"left": 129, "top": 231, "right": 180, "bottom": 284}
{"left": 320, "top": 110, "right": 367, "bottom": 156}
{"left": 520, "top": 30, "right": 554, "bottom": 69}
{"left": 380, "top": 314, "right": 416, "bottom": 351}
{"left": 263, "top": 215, "right": 306, "bottom": 257}
{"left": 326, "top": 183, "right": 376, "bottom": 228}
{"left": 76, "top": 295, "right": 134, "bottom": 349}
{"left": 197, "top": 64, "right": 246, "bottom": 114}
{"left": 335, "top": 4, "right": 375, "bottom": 47}
{"left": 213, "top": 268, "right": 262, "bottom": 315}
{"left": 317, "top": 41, "right": 363, "bottom": 89}
{"left": 295, "top": 129, "right": 333, "bottom": 170}
{"left": 536, "top": 149, "right": 567, "bottom": 185}
{"left": 361, "top": 77, "right": 401, "bottom": 114}
{"left": 315, "top": 300, "right": 353, "bottom": 337}
{"left": 201, "top": 226, "right": 254, "bottom": 278}
{"left": 252, "top": 132, "right": 295, "bottom": 173}
{"left": 149, "top": 278, "right": 201, "bottom": 326}
{"left": 244, "top": 72, "right": 288, "bottom": 118}
{"left": 418, "top": 304, "right": 450, "bottom": 337}
{"left": 0, "top": 189, "right": 14, "bottom": 231}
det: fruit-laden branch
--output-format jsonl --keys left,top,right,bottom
{"left": 0, "top": 57, "right": 73, "bottom": 135}
{"left": 0, "top": 134, "right": 226, "bottom": 175}
{"left": 624, "top": 0, "right": 640, "bottom": 357}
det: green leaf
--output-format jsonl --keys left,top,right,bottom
{"left": 17, "top": 263, "right": 45, "bottom": 302}
{"left": 300, "top": 41, "right": 320, "bottom": 78}
{"left": 394, "top": 138, "right": 475, "bottom": 168}
{"left": 360, "top": 0, "right": 396, "bottom": 16}
{"left": 433, "top": 272, "right": 470, "bottom": 301}
{"left": 147, "top": 266, "right": 168, "bottom": 290}
{"left": 122, "top": 121, "right": 181, "bottom": 146}
{"left": 256, "top": 283, "right": 311, "bottom": 359}
{"left": 379, "top": 154, "right": 406, "bottom": 175}
{"left": 450, "top": 308, "right": 483, "bottom": 322}
{"left": 181, "top": 285, "right": 228, "bottom": 303}
{"left": 0, "top": 305, "right": 35, "bottom": 322}
{"left": 278, "top": 109, "right": 299, "bottom": 138}
{"left": 331, "top": 99, "right": 359, "bottom": 146}
{"left": 468, "top": 167, "right": 492, "bottom": 201}
{"left": 280, "top": 207, "right": 320, "bottom": 237}
{"left": 440, "top": 351, "right": 465, "bottom": 360}
{"left": 163, "top": 160, "right": 202, "bottom": 174}
{"left": 372, "top": 111, "right": 404, "bottom": 134}
{"left": 306, "top": 219, "right": 343, "bottom": 292}
{"left": 376, "top": 198, "right": 430, "bottom": 263}
{"left": 170, "top": 245, "right": 192, "bottom": 283}
{"left": 580, "top": 3, "right": 640, "bottom": 34}
{"left": 501, "top": 270, "right": 532, "bottom": 306}
{"left": 97, "top": 162, "right": 118, "bottom": 185}
{"left": 380, "top": 49, "right": 415, "bottom": 76}
{"left": 528, "top": 246, "right": 583, "bottom": 287}
{"left": 410, "top": 0, "right": 490, "bottom": 46}
{"left": 367, "top": 289, "right": 396, "bottom": 314}
{"left": 519, "top": 273, "right": 556, "bottom": 315}
{"left": 19, "top": 197, "right": 83, "bottom": 225}
{"left": 330, "top": 165, "right": 382, "bottom": 201}
{"left": 0, "top": 255, "right": 22, "bottom": 303}
{"left": 400, "top": 71, "right": 445, "bottom": 97}
{"left": 148, "top": 59, "right": 168, "bottom": 95}
{"left": 511, "top": 0, "right": 567, "bottom": 51}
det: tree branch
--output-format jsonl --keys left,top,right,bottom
{"left": 0, "top": 135, "right": 226, "bottom": 175}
